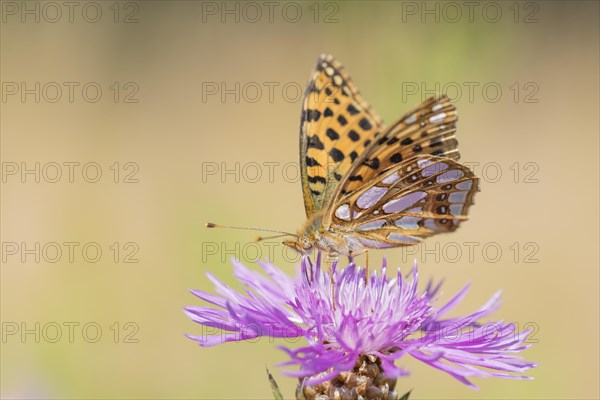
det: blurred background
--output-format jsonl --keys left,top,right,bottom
{"left": 1, "top": 1, "right": 598, "bottom": 399}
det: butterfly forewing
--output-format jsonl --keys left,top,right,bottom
{"left": 327, "top": 156, "right": 479, "bottom": 249}
{"left": 300, "top": 54, "right": 385, "bottom": 217}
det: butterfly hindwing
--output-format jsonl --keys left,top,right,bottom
{"left": 335, "top": 95, "right": 460, "bottom": 197}
{"left": 327, "top": 156, "right": 479, "bottom": 249}
{"left": 300, "top": 54, "right": 385, "bottom": 217}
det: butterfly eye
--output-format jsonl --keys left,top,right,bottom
{"left": 301, "top": 237, "right": 312, "bottom": 250}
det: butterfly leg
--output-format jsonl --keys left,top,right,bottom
{"left": 366, "top": 250, "right": 369, "bottom": 283}
{"left": 329, "top": 264, "right": 336, "bottom": 311}
{"left": 349, "top": 249, "right": 369, "bottom": 284}
{"left": 364, "top": 250, "right": 369, "bottom": 284}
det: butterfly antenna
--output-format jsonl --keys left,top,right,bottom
{"left": 254, "top": 234, "right": 291, "bottom": 242}
{"left": 205, "top": 222, "right": 298, "bottom": 238}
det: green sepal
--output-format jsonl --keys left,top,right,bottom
{"left": 266, "top": 367, "right": 284, "bottom": 400}
{"left": 399, "top": 390, "right": 412, "bottom": 400}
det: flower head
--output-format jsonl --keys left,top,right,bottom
{"left": 185, "top": 255, "right": 536, "bottom": 389}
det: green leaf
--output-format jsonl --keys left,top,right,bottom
{"left": 266, "top": 367, "right": 284, "bottom": 400}
{"left": 399, "top": 390, "right": 412, "bottom": 400}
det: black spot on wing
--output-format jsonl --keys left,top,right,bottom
{"left": 306, "top": 109, "right": 321, "bottom": 122}
{"left": 324, "top": 107, "right": 334, "bottom": 117}
{"left": 401, "top": 137, "right": 413, "bottom": 145}
{"left": 307, "top": 135, "right": 324, "bottom": 150}
{"left": 329, "top": 148, "right": 345, "bottom": 162}
{"left": 337, "top": 115, "right": 347, "bottom": 126}
{"left": 390, "top": 153, "right": 402, "bottom": 163}
{"left": 347, "top": 104, "right": 359, "bottom": 115}
{"left": 359, "top": 118, "right": 372, "bottom": 130}
{"left": 308, "top": 175, "right": 327, "bottom": 184}
{"left": 349, "top": 175, "right": 363, "bottom": 182}
{"left": 349, "top": 151, "right": 358, "bottom": 162}
{"left": 363, "top": 157, "right": 380, "bottom": 169}
{"left": 326, "top": 128, "right": 340, "bottom": 140}
{"left": 306, "top": 156, "right": 321, "bottom": 167}
{"left": 348, "top": 130, "right": 360, "bottom": 142}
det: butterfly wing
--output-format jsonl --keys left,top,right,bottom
{"left": 328, "top": 156, "right": 479, "bottom": 249}
{"left": 334, "top": 95, "right": 461, "bottom": 198}
{"left": 300, "top": 54, "right": 385, "bottom": 218}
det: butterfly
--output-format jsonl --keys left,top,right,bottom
{"left": 281, "top": 54, "right": 479, "bottom": 257}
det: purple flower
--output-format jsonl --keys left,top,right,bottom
{"left": 185, "top": 254, "right": 536, "bottom": 389}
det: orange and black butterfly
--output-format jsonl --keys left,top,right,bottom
{"left": 209, "top": 54, "right": 478, "bottom": 258}
{"left": 281, "top": 54, "right": 479, "bottom": 257}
